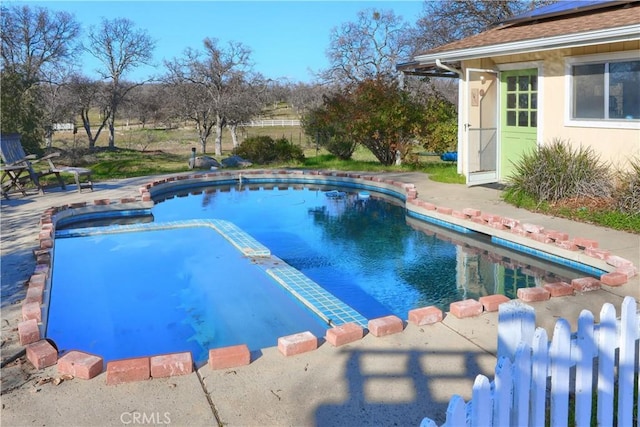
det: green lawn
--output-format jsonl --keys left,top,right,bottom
{"left": 43, "top": 126, "right": 464, "bottom": 184}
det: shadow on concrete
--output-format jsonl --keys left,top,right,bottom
{"left": 0, "top": 194, "right": 38, "bottom": 208}
{"left": 0, "top": 248, "right": 32, "bottom": 308}
{"left": 477, "top": 182, "right": 507, "bottom": 191}
{"left": 313, "top": 346, "right": 491, "bottom": 426}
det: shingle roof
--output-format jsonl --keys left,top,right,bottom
{"left": 417, "top": 1, "right": 640, "bottom": 56}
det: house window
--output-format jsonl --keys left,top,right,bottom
{"left": 572, "top": 60, "right": 640, "bottom": 120}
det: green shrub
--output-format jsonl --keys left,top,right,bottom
{"left": 614, "top": 158, "right": 640, "bottom": 215}
{"left": 302, "top": 93, "right": 358, "bottom": 161}
{"left": 233, "top": 135, "right": 304, "bottom": 165}
{"left": 506, "top": 139, "right": 613, "bottom": 204}
{"left": 421, "top": 95, "right": 458, "bottom": 155}
{"left": 233, "top": 135, "right": 274, "bottom": 164}
{"left": 273, "top": 137, "right": 305, "bottom": 163}
{"left": 302, "top": 79, "right": 454, "bottom": 165}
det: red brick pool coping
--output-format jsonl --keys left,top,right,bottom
{"left": 18, "top": 169, "right": 638, "bottom": 384}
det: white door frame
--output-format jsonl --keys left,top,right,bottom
{"left": 464, "top": 68, "right": 499, "bottom": 186}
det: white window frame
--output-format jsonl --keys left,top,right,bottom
{"left": 565, "top": 51, "right": 640, "bottom": 130}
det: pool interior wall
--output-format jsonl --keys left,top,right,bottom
{"left": 35, "top": 169, "right": 622, "bottom": 371}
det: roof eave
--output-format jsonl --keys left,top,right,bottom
{"left": 411, "top": 24, "right": 640, "bottom": 66}
{"left": 396, "top": 60, "right": 462, "bottom": 78}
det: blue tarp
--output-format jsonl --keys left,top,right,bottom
{"left": 440, "top": 152, "right": 458, "bottom": 162}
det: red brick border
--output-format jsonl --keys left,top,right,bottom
{"left": 326, "top": 323, "right": 364, "bottom": 347}
{"left": 408, "top": 306, "right": 443, "bottom": 325}
{"left": 450, "top": 299, "right": 483, "bottom": 318}
{"left": 26, "top": 340, "right": 57, "bottom": 369}
{"left": 368, "top": 315, "right": 404, "bottom": 337}
{"left": 277, "top": 331, "right": 317, "bottom": 356}
{"left": 209, "top": 344, "right": 251, "bottom": 370}
{"left": 58, "top": 351, "right": 103, "bottom": 379}
{"left": 106, "top": 357, "right": 150, "bottom": 385}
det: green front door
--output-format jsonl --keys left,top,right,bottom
{"left": 500, "top": 69, "right": 538, "bottom": 180}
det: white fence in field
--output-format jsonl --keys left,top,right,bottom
{"left": 421, "top": 296, "right": 639, "bottom": 427}
{"left": 241, "top": 119, "right": 301, "bottom": 127}
{"left": 52, "top": 123, "right": 75, "bottom": 131}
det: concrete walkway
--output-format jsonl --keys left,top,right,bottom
{"left": 1, "top": 171, "right": 638, "bottom": 426}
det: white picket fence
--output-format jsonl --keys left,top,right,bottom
{"left": 421, "top": 296, "right": 639, "bottom": 426}
{"left": 240, "top": 119, "right": 301, "bottom": 127}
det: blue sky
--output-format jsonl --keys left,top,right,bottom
{"left": 14, "top": 1, "right": 425, "bottom": 83}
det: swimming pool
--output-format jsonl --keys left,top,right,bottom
{"left": 48, "top": 223, "right": 329, "bottom": 363}
{"left": 48, "top": 180, "right": 597, "bottom": 363}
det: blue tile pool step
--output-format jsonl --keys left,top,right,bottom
{"left": 55, "top": 218, "right": 368, "bottom": 328}
{"left": 55, "top": 219, "right": 271, "bottom": 258}
{"left": 266, "top": 265, "right": 368, "bottom": 328}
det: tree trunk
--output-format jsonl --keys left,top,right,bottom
{"left": 230, "top": 124, "right": 239, "bottom": 148}
{"left": 108, "top": 116, "right": 115, "bottom": 149}
{"left": 214, "top": 116, "right": 224, "bottom": 156}
{"left": 81, "top": 110, "right": 95, "bottom": 149}
{"left": 87, "top": 131, "right": 95, "bottom": 149}
{"left": 200, "top": 135, "right": 207, "bottom": 153}
{"left": 45, "top": 126, "right": 53, "bottom": 148}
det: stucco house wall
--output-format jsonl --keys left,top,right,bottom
{"left": 461, "top": 40, "right": 639, "bottom": 177}
{"left": 495, "top": 41, "right": 639, "bottom": 169}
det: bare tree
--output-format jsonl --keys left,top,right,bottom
{"left": 224, "top": 78, "right": 267, "bottom": 148}
{"left": 174, "top": 84, "right": 218, "bottom": 151}
{"left": 0, "top": 4, "right": 81, "bottom": 152}
{"left": 120, "top": 84, "right": 171, "bottom": 129}
{"left": 320, "top": 8, "right": 412, "bottom": 86}
{"left": 86, "top": 17, "right": 155, "bottom": 149}
{"left": 287, "top": 82, "right": 331, "bottom": 116}
{"left": 164, "top": 49, "right": 218, "bottom": 154}
{"left": 65, "top": 74, "right": 110, "bottom": 149}
{"left": 1, "top": 4, "right": 81, "bottom": 86}
{"left": 164, "top": 38, "right": 260, "bottom": 155}
{"left": 262, "top": 79, "right": 291, "bottom": 109}
{"left": 40, "top": 71, "right": 76, "bottom": 147}
{"left": 412, "top": 0, "right": 555, "bottom": 53}
{"left": 403, "top": 76, "right": 458, "bottom": 109}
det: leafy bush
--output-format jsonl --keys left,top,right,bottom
{"left": 0, "top": 70, "right": 45, "bottom": 155}
{"left": 421, "top": 95, "right": 458, "bottom": 154}
{"left": 233, "top": 135, "right": 304, "bottom": 165}
{"left": 302, "top": 93, "right": 358, "bottom": 160}
{"left": 273, "top": 137, "right": 305, "bottom": 163}
{"left": 348, "top": 78, "right": 431, "bottom": 165}
{"left": 303, "top": 79, "right": 451, "bottom": 166}
{"left": 506, "top": 139, "right": 613, "bottom": 204}
{"left": 614, "top": 158, "right": 640, "bottom": 215}
{"left": 233, "top": 135, "right": 273, "bottom": 164}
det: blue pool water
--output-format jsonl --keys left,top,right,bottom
{"left": 48, "top": 226, "right": 328, "bottom": 362}
{"left": 50, "top": 184, "right": 592, "bottom": 362}
{"left": 151, "top": 185, "right": 587, "bottom": 313}
{"left": 152, "top": 187, "right": 456, "bottom": 318}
